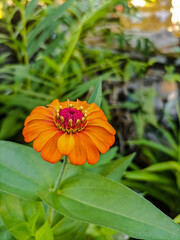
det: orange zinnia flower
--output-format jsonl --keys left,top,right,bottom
{"left": 23, "top": 99, "right": 116, "bottom": 165}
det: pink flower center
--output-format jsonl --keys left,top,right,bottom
{"left": 55, "top": 107, "right": 87, "bottom": 133}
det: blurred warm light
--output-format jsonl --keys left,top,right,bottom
{"left": 171, "top": 0, "right": 180, "bottom": 24}
{"left": 0, "top": 3, "right": 3, "bottom": 19}
{"left": 169, "top": 0, "right": 180, "bottom": 37}
{"left": 131, "top": 0, "right": 146, "bottom": 7}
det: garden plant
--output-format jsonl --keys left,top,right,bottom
{"left": 0, "top": 0, "right": 180, "bottom": 240}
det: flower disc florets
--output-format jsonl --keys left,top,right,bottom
{"left": 55, "top": 107, "right": 87, "bottom": 133}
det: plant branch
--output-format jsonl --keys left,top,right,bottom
{"left": 53, "top": 155, "right": 68, "bottom": 192}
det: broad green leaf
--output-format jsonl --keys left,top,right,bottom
{"left": 35, "top": 222, "right": 54, "bottom": 240}
{"left": 0, "top": 141, "right": 60, "bottom": 200}
{"left": 88, "top": 80, "right": 102, "bottom": 107}
{"left": 52, "top": 216, "right": 88, "bottom": 240}
{"left": 40, "top": 166, "right": 180, "bottom": 240}
{"left": 122, "top": 180, "right": 180, "bottom": 211}
{"left": 0, "top": 141, "right": 180, "bottom": 240}
{"left": 89, "top": 153, "right": 135, "bottom": 182}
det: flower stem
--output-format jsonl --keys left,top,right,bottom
{"left": 53, "top": 155, "right": 68, "bottom": 192}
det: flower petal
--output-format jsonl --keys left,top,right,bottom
{"left": 41, "top": 132, "right": 63, "bottom": 163}
{"left": 76, "top": 99, "right": 89, "bottom": 109}
{"left": 24, "top": 114, "right": 53, "bottom": 126}
{"left": 85, "top": 103, "right": 107, "bottom": 121}
{"left": 57, "top": 132, "right": 75, "bottom": 155}
{"left": 24, "top": 106, "right": 54, "bottom": 125}
{"left": 79, "top": 132, "right": 99, "bottom": 164}
{"left": 33, "top": 129, "right": 60, "bottom": 152}
{"left": 23, "top": 120, "right": 56, "bottom": 142}
{"left": 68, "top": 133, "right": 86, "bottom": 165}
{"left": 83, "top": 126, "right": 115, "bottom": 154}
{"left": 48, "top": 99, "right": 60, "bottom": 109}
{"left": 87, "top": 110, "right": 107, "bottom": 121}
{"left": 87, "top": 119, "right": 116, "bottom": 135}
{"left": 30, "top": 106, "right": 53, "bottom": 116}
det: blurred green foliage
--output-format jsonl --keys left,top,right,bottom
{"left": 0, "top": 0, "right": 155, "bottom": 141}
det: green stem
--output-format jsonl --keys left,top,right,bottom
{"left": 53, "top": 155, "right": 68, "bottom": 192}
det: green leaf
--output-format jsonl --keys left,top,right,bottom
{"left": 1, "top": 141, "right": 180, "bottom": 240}
{"left": 0, "top": 214, "right": 16, "bottom": 240}
{"left": 52, "top": 216, "right": 88, "bottom": 240}
{"left": 128, "top": 139, "right": 177, "bottom": 159}
{"left": 144, "top": 161, "right": 180, "bottom": 173}
{"left": 84, "top": 146, "right": 118, "bottom": 169}
{"left": 0, "top": 110, "right": 25, "bottom": 140}
{"left": 25, "top": 0, "right": 39, "bottom": 19}
{"left": 0, "top": 193, "right": 46, "bottom": 239}
{"left": 88, "top": 80, "right": 102, "bottom": 107}
{"left": 89, "top": 153, "right": 135, "bottom": 182}
{"left": 0, "top": 226, "right": 16, "bottom": 240}
{"left": 27, "top": 0, "right": 74, "bottom": 58}
{"left": 65, "top": 71, "right": 112, "bottom": 100}
{"left": 174, "top": 214, "right": 180, "bottom": 224}
{"left": 35, "top": 222, "right": 54, "bottom": 240}
{"left": 124, "top": 171, "right": 175, "bottom": 186}
{"left": 40, "top": 166, "right": 180, "bottom": 240}
{"left": 0, "top": 141, "right": 60, "bottom": 200}
{"left": 0, "top": 193, "right": 31, "bottom": 240}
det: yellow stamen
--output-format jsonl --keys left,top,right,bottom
{"left": 67, "top": 99, "right": 70, "bottom": 107}
{"left": 68, "top": 119, "right": 73, "bottom": 127}
{"left": 79, "top": 106, "right": 84, "bottom": 111}
{"left": 60, "top": 116, "right": 64, "bottom": 123}
{"left": 81, "top": 117, "right": 85, "bottom": 123}
{"left": 69, "top": 103, "right": 73, "bottom": 108}
{"left": 59, "top": 105, "right": 63, "bottom": 110}
{"left": 76, "top": 119, "right": 80, "bottom": 126}
{"left": 56, "top": 110, "right": 59, "bottom": 120}
{"left": 84, "top": 113, "right": 87, "bottom": 118}
{"left": 84, "top": 110, "right": 88, "bottom": 115}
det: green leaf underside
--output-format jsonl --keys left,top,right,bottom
{"left": 0, "top": 141, "right": 180, "bottom": 240}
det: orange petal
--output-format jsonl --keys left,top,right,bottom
{"left": 87, "top": 110, "right": 107, "bottom": 121}
{"left": 76, "top": 99, "right": 90, "bottom": 109}
{"left": 24, "top": 113, "right": 53, "bottom": 126}
{"left": 68, "top": 133, "right": 86, "bottom": 165}
{"left": 48, "top": 99, "right": 60, "bottom": 109}
{"left": 23, "top": 120, "right": 56, "bottom": 142}
{"left": 33, "top": 129, "right": 60, "bottom": 152}
{"left": 30, "top": 106, "right": 53, "bottom": 116}
{"left": 87, "top": 119, "right": 116, "bottom": 135}
{"left": 79, "top": 132, "right": 99, "bottom": 164}
{"left": 41, "top": 132, "right": 63, "bottom": 163}
{"left": 83, "top": 126, "right": 115, "bottom": 154}
{"left": 57, "top": 132, "right": 75, "bottom": 155}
